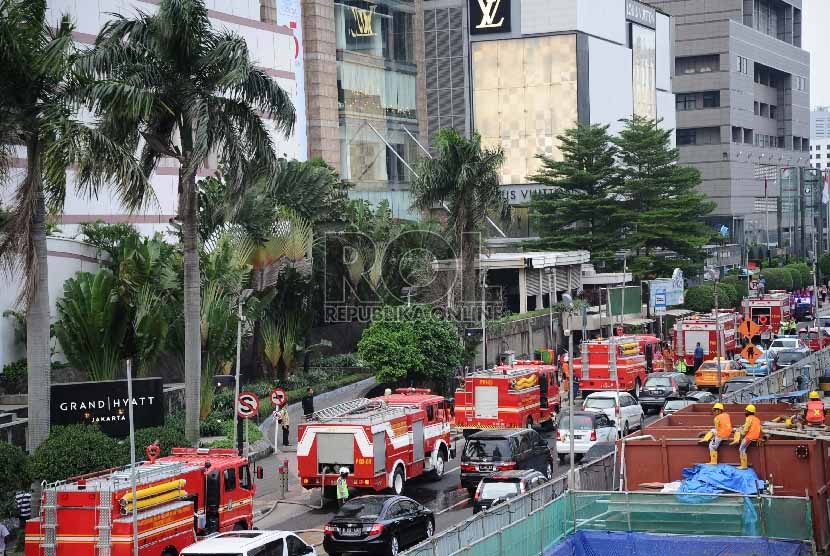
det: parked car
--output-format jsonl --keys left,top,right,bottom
{"left": 722, "top": 376, "right": 757, "bottom": 396}
{"left": 323, "top": 495, "right": 434, "bottom": 556}
{"left": 798, "top": 328, "right": 830, "bottom": 352}
{"left": 767, "top": 337, "right": 810, "bottom": 357}
{"left": 556, "top": 411, "right": 617, "bottom": 463}
{"left": 660, "top": 391, "right": 717, "bottom": 417}
{"left": 582, "top": 391, "right": 644, "bottom": 436}
{"left": 738, "top": 347, "right": 774, "bottom": 376}
{"left": 473, "top": 469, "right": 547, "bottom": 514}
{"left": 183, "top": 530, "right": 316, "bottom": 556}
{"left": 638, "top": 372, "right": 696, "bottom": 414}
{"left": 774, "top": 349, "right": 807, "bottom": 369}
{"left": 694, "top": 358, "right": 746, "bottom": 391}
{"left": 460, "top": 429, "right": 554, "bottom": 495}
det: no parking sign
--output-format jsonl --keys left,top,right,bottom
{"left": 237, "top": 391, "right": 260, "bottom": 419}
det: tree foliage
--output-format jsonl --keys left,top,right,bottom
{"left": 529, "top": 124, "right": 624, "bottom": 267}
{"left": 0, "top": 441, "right": 30, "bottom": 517}
{"left": 760, "top": 268, "right": 793, "bottom": 291}
{"left": 358, "top": 306, "right": 464, "bottom": 385}
{"left": 683, "top": 283, "right": 735, "bottom": 314}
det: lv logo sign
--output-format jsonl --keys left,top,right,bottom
{"left": 350, "top": 6, "right": 376, "bottom": 38}
{"left": 475, "top": 0, "right": 505, "bottom": 29}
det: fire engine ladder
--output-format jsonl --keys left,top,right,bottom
{"left": 108, "top": 460, "right": 190, "bottom": 490}
{"left": 311, "top": 398, "right": 376, "bottom": 420}
{"left": 41, "top": 487, "right": 58, "bottom": 556}
{"left": 311, "top": 398, "right": 405, "bottom": 424}
{"left": 95, "top": 489, "right": 113, "bottom": 556}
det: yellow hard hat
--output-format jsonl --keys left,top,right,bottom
{"left": 746, "top": 404, "right": 757, "bottom": 414}
{"left": 713, "top": 402, "right": 724, "bottom": 411}
{"left": 810, "top": 391, "right": 821, "bottom": 400}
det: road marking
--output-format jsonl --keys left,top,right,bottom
{"left": 445, "top": 465, "right": 459, "bottom": 474}
{"left": 436, "top": 498, "right": 469, "bottom": 515}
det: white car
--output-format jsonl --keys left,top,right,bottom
{"left": 182, "top": 530, "right": 316, "bottom": 556}
{"left": 582, "top": 391, "right": 644, "bottom": 437}
{"left": 767, "top": 337, "right": 810, "bottom": 357}
{"left": 556, "top": 411, "right": 617, "bottom": 463}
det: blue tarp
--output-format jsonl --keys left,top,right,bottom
{"left": 546, "top": 530, "right": 811, "bottom": 556}
{"left": 677, "top": 463, "right": 765, "bottom": 496}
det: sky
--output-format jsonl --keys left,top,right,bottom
{"left": 804, "top": 0, "right": 830, "bottom": 108}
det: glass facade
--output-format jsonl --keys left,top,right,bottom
{"left": 471, "top": 35, "right": 578, "bottom": 185}
{"left": 335, "top": 0, "right": 421, "bottom": 215}
{"left": 631, "top": 23, "right": 656, "bottom": 120}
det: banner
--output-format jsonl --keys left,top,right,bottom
{"left": 649, "top": 268, "right": 685, "bottom": 310}
{"left": 608, "top": 286, "right": 642, "bottom": 317}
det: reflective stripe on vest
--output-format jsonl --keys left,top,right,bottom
{"left": 807, "top": 400, "right": 825, "bottom": 424}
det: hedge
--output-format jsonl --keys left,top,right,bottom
{"left": 0, "top": 442, "right": 30, "bottom": 517}
{"left": 29, "top": 426, "right": 127, "bottom": 483}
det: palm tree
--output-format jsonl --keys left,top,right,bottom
{"left": 411, "top": 129, "right": 508, "bottom": 303}
{"left": 0, "top": 0, "right": 147, "bottom": 450}
{"left": 83, "top": 0, "right": 295, "bottom": 442}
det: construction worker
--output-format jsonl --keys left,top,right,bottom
{"left": 731, "top": 404, "right": 762, "bottom": 470}
{"left": 336, "top": 467, "right": 350, "bottom": 508}
{"left": 805, "top": 391, "right": 825, "bottom": 426}
{"left": 698, "top": 402, "right": 732, "bottom": 464}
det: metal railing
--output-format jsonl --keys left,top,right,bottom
{"left": 723, "top": 347, "right": 830, "bottom": 404}
{"left": 404, "top": 452, "right": 616, "bottom": 556}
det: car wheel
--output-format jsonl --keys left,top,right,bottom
{"left": 633, "top": 378, "right": 642, "bottom": 399}
{"left": 558, "top": 454, "right": 566, "bottom": 464}
{"left": 426, "top": 519, "right": 435, "bottom": 538}
{"left": 467, "top": 487, "right": 477, "bottom": 497}
{"left": 527, "top": 416, "right": 534, "bottom": 429}
{"left": 391, "top": 466, "right": 405, "bottom": 495}
{"left": 233, "top": 521, "right": 247, "bottom": 531}
{"left": 621, "top": 421, "right": 630, "bottom": 438}
{"left": 639, "top": 416, "right": 645, "bottom": 430}
{"left": 545, "top": 460, "right": 553, "bottom": 480}
{"left": 575, "top": 454, "right": 584, "bottom": 463}
{"left": 431, "top": 449, "right": 446, "bottom": 480}
{"left": 389, "top": 535, "right": 400, "bottom": 556}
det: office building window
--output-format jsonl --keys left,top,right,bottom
{"left": 754, "top": 102, "right": 759, "bottom": 116}
{"left": 676, "top": 93, "right": 696, "bottom": 111}
{"left": 736, "top": 56, "right": 749, "bottom": 74}
{"left": 769, "top": 105, "right": 777, "bottom": 119}
{"left": 677, "top": 129, "right": 696, "bottom": 145}
{"left": 702, "top": 91, "right": 720, "bottom": 108}
{"left": 818, "top": 163, "right": 823, "bottom": 169}
{"left": 794, "top": 76, "right": 807, "bottom": 91}
{"left": 675, "top": 54, "right": 719, "bottom": 75}
{"left": 260, "top": 0, "right": 277, "bottom": 24}
{"left": 817, "top": 145, "right": 822, "bottom": 150}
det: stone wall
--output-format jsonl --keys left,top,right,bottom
{"left": 477, "top": 313, "right": 560, "bottom": 368}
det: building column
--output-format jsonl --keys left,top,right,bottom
{"left": 536, "top": 269, "right": 544, "bottom": 309}
{"left": 302, "top": 0, "right": 340, "bottom": 169}
{"left": 518, "top": 267, "right": 528, "bottom": 314}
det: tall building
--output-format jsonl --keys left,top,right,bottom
{"left": 648, "top": 0, "right": 811, "bottom": 245}
{"left": 811, "top": 107, "right": 830, "bottom": 171}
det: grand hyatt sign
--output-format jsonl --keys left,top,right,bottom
{"left": 51, "top": 377, "right": 164, "bottom": 437}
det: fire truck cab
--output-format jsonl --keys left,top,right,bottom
{"left": 742, "top": 292, "right": 791, "bottom": 335}
{"left": 634, "top": 334, "right": 664, "bottom": 373}
{"left": 25, "top": 447, "right": 255, "bottom": 556}
{"left": 573, "top": 336, "right": 649, "bottom": 398}
{"left": 673, "top": 311, "right": 741, "bottom": 366}
{"left": 453, "top": 361, "right": 560, "bottom": 435}
{"left": 297, "top": 390, "right": 452, "bottom": 496}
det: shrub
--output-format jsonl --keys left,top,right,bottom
{"left": 760, "top": 268, "right": 792, "bottom": 291}
{"left": 684, "top": 284, "right": 735, "bottom": 313}
{"left": 0, "top": 442, "right": 30, "bottom": 517}
{"left": 720, "top": 276, "right": 748, "bottom": 306}
{"left": 0, "top": 358, "right": 27, "bottom": 393}
{"left": 316, "top": 353, "right": 361, "bottom": 368}
{"left": 133, "top": 424, "right": 188, "bottom": 457}
{"left": 29, "top": 425, "right": 126, "bottom": 483}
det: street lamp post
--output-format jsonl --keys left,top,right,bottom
{"left": 562, "top": 294, "right": 576, "bottom": 487}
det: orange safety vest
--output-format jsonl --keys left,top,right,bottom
{"left": 743, "top": 415, "right": 762, "bottom": 441}
{"left": 806, "top": 400, "right": 825, "bottom": 424}
{"left": 714, "top": 413, "right": 732, "bottom": 438}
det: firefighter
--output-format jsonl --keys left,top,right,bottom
{"left": 336, "top": 467, "right": 350, "bottom": 508}
{"left": 730, "top": 404, "right": 762, "bottom": 470}
{"left": 805, "top": 391, "right": 825, "bottom": 427}
{"left": 675, "top": 357, "right": 688, "bottom": 375}
{"left": 698, "top": 402, "right": 732, "bottom": 464}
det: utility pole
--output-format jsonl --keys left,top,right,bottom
{"left": 480, "top": 269, "right": 487, "bottom": 370}
{"left": 800, "top": 167, "right": 807, "bottom": 259}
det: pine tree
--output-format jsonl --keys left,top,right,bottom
{"left": 529, "top": 124, "right": 626, "bottom": 268}
{"left": 614, "top": 117, "right": 715, "bottom": 278}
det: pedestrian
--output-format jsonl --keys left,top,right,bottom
{"left": 698, "top": 402, "right": 732, "bottom": 465}
{"left": 730, "top": 404, "right": 762, "bottom": 470}
{"left": 693, "top": 342, "right": 704, "bottom": 372}
{"left": 0, "top": 520, "right": 9, "bottom": 556}
{"left": 277, "top": 403, "right": 290, "bottom": 447}
{"left": 336, "top": 467, "right": 350, "bottom": 508}
{"left": 15, "top": 490, "right": 31, "bottom": 528}
{"left": 571, "top": 372, "right": 580, "bottom": 400}
{"left": 302, "top": 387, "right": 315, "bottom": 420}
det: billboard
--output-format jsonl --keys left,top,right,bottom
{"left": 51, "top": 377, "right": 164, "bottom": 437}
{"left": 608, "top": 286, "right": 642, "bottom": 317}
{"left": 649, "top": 268, "right": 685, "bottom": 311}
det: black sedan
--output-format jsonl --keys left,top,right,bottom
{"left": 323, "top": 495, "right": 434, "bottom": 556}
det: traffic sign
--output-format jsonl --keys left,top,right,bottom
{"left": 237, "top": 391, "right": 260, "bottom": 419}
{"left": 270, "top": 387, "right": 287, "bottom": 408}
{"left": 737, "top": 320, "right": 761, "bottom": 339}
{"left": 654, "top": 288, "right": 666, "bottom": 315}
{"left": 740, "top": 343, "right": 761, "bottom": 366}
{"left": 749, "top": 279, "right": 760, "bottom": 291}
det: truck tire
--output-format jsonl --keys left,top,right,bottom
{"left": 430, "top": 448, "right": 447, "bottom": 480}
{"left": 632, "top": 378, "right": 642, "bottom": 399}
{"left": 526, "top": 416, "right": 534, "bottom": 429}
{"left": 391, "top": 466, "right": 405, "bottom": 495}
{"left": 323, "top": 485, "right": 337, "bottom": 499}
{"left": 161, "top": 547, "right": 178, "bottom": 556}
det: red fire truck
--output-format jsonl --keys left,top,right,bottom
{"left": 453, "top": 360, "right": 560, "bottom": 434}
{"left": 573, "top": 336, "right": 649, "bottom": 397}
{"left": 297, "top": 389, "right": 453, "bottom": 496}
{"left": 742, "top": 291, "right": 791, "bottom": 335}
{"left": 673, "top": 311, "right": 741, "bottom": 366}
{"left": 25, "top": 447, "right": 256, "bottom": 556}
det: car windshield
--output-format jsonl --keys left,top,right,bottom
{"left": 559, "top": 416, "right": 595, "bottom": 430}
{"left": 644, "top": 377, "right": 672, "bottom": 388}
{"left": 664, "top": 400, "right": 692, "bottom": 411}
{"left": 337, "top": 497, "right": 385, "bottom": 518}
{"left": 479, "top": 481, "right": 521, "bottom": 500}
{"left": 772, "top": 339, "right": 796, "bottom": 348}
{"left": 777, "top": 353, "right": 803, "bottom": 365}
{"left": 699, "top": 361, "right": 730, "bottom": 370}
{"left": 464, "top": 439, "right": 512, "bottom": 460}
{"left": 723, "top": 381, "right": 749, "bottom": 394}
{"left": 584, "top": 397, "right": 616, "bottom": 409}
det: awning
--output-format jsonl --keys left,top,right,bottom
{"left": 622, "top": 317, "right": 654, "bottom": 326}
{"left": 664, "top": 309, "right": 693, "bottom": 317}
